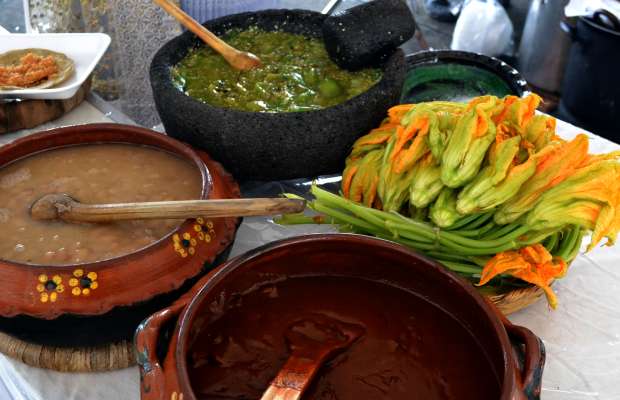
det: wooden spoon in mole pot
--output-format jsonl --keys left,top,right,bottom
{"left": 260, "top": 314, "right": 365, "bottom": 400}
{"left": 152, "top": 0, "right": 261, "bottom": 71}
{"left": 29, "top": 193, "right": 305, "bottom": 223}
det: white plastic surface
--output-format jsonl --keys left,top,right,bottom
{"left": 0, "top": 33, "right": 110, "bottom": 100}
{"left": 0, "top": 114, "right": 619, "bottom": 399}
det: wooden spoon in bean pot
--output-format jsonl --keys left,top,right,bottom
{"left": 152, "top": 0, "right": 261, "bottom": 71}
{"left": 29, "top": 193, "right": 305, "bottom": 223}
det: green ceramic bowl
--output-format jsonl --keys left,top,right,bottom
{"left": 401, "top": 50, "right": 527, "bottom": 104}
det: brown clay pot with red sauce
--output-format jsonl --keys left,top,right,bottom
{"left": 0, "top": 124, "right": 239, "bottom": 321}
{"left": 135, "top": 234, "right": 545, "bottom": 400}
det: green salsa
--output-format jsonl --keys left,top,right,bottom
{"left": 172, "top": 27, "right": 382, "bottom": 112}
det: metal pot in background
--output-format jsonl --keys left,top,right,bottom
{"left": 518, "top": 0, "right": 571, "bottom": 95}
{"left": 559, "top": 10, "right": 620, "bottom": 142}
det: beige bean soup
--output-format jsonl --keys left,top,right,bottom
{"left": 0, "top": 144, "right": 202, "bottom": 265}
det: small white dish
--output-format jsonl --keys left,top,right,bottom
{"left": 0, "top": 32, "right": 110, "bottom": 100}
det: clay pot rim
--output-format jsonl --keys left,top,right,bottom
{"left": 150, "top": 8, "right": 404, "bottom": 119}
{"left": 172, "top": 233, "right": 517, "bottom": 400}
{"left": 405, "top": 49, "right": 528, "bottom": 97}
{"left": 0, "top": 123, "right": 211, "bottom": 268}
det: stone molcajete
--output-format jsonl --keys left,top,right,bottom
{"left": 150, "top": 9, "right": 406, "bottom": 181}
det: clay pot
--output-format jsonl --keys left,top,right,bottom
{"left": 0, "top": 124, "right": 240, "bottom": 323}
{"left": 150, "top": 9, "right": 406, "bottom": 181}
{"left": 402, "top": 50, "right": 527, "bottom": 104}
{"left": 136, "top": 234, "right": 545, "bottom": 400}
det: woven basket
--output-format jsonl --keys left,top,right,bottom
{"left": 488, "top": 285, "right": 545, "bottom": 315}
{"left": 0, "top": 332, "right": 134, "bottom": 372}
{"left": 485, "top": 258, "right": 574, "bottom": 314}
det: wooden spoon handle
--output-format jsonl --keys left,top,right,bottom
{"left": 152, "top": 0, "right": 229, "bottom": 54}
{"left": 260, "top": 351, "right": 327, "bottom": 400}
{"left": 151, "top": 0, "right": 261, "bottom": 70}
{"left": 62, "top": 198, "right": 305, "bottom": 222}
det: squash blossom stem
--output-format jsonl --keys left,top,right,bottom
{"left": 482, "top": 222, "right": 522, "bottom": 240}
{"left": 543, "top": 232, "right": 560, "bottom": 253}
{"left": 433, "top": 260, "right": 483, "bottom": 274}
{"left": 273, "top": 213, "right": 319, "bottom": 225}
{"left": 468, "top": 255, "right": 492, "bottom": 267}
{"left": 453, "top": 222, "right": 499, "bottom": 238}
{"left": 314, "top": 186, "right": 421, "bottom": 229}
{"left": 555, "top": 226, "right": 578, "bottom": 260}
{"left": 461, "top": 211, "right": 495, "bottom": 230}
{"left": 425, "top": 250, "right": 471, "bottom": 262}
{"left": 440, "top": 225, "right": 530, "bottom": 249}
{"left": 383, "top": 220, "right": 441, "bottom": 243}
{"left": 349, "top": 203, "right": 437, "bottom": 241}
{"left": 565, "top": 229, "right": 585, "bottom": 262}
{"left": 455, "top": 228, "right": 487, "bottom": 237}
{"left": 374, "top": 233, "right": 439, "bottom": 251}
{"left": 437, "top": 238, "right": 519, "bottom": 256}
{"left": 311, "top": 202, "right": 377, "bottom": 233}
{"left": 517, "top": 230, "right": 557, "bottom": 246}
{"left": 446, "top": 212, "right": 486, "bottom": 230}
{"left": 556, "top": 226, "right": 582, "bottom": 261}
{"left": 476, "top": 222, "right": 499, "bottom": 237}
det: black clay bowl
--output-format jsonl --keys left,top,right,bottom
{"left": 150, "top": 9, "right": 406, "bottom": 181}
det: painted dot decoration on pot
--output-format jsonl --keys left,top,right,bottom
{"left": 174, "top": 219, "right": 216, "bottom": 256}
{"left": 170, "top": 392, "right": 183, "bottom": 400}
{"left": 69, "top": 269, "right": 99, "bottom": 296}
{"left": 36, "top": 274, "right": 64, "bottom": 303}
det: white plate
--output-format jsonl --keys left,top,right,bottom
{"left": 0, "top": 33, "right": 110, "bottom": 100}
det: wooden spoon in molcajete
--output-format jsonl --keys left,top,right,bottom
{"left": 260, "top": 314, "right": 365, "bottom": 400}
{"left": 152, "top": 0, "right": 261, "bottom": 71}
{"left": 29, "top": 193, "right": 305, "bottom": 223}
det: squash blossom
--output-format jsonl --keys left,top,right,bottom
{"left": 409, "top": 153, "right": 443, "bottom": 208}
{"left": 342, "top": 124, "right": 395, "bottom": 206}
{"left": 493, "top": 94, "right": 541, "bottom": 135}
{"left": 477, "top": 244, "right": 567, "bottom": 309}
{"left": 430, "top": 187, "right": 460, "bottom": 228}
{"left": 348, "top": 125, "right": 394, "bottom": 160}
{"left": 379, "top": 165, "right": 416, "bottom": 212}
{"left": 525, "top": 160, "right": 620, "bottom": 250}
{"left": 313, "top": 94, "right": 620, "bottom": 310}
{"left": 440, "top": 96, "right": 504, "bottom": 188}
{"left": 343, "top": 149, "right": 383, "bottom": 208}
{"left": 424, "top": 102, "right": 465, "bottom": 160}
{"left": 387, "top": 104, "right": 415, "bottom": 125}
{"left": 457, "top": 136, "right": 536, "bottom": 214}
{"left": 524, "top": 114, "right": 558, "bottom": 151}
{"left": 495, "top": 134, "right": 591, "bottom": 224}
{"left": 377, "top": 140, "right": 416, "bottom": 212}
{"left": 390, "top": 106, "right": 434, "bottom": 174}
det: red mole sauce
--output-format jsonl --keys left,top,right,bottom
{"left": 187, "top": 276, "right": 501, "bottom": 399}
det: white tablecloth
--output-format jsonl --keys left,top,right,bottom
{"left": 0, "top": 107, "right": 619, "bottom": 399}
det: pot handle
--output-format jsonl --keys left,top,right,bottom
{"left": 503, "top": 319, "right": 546, "bottom": 400}
{"left": 592, "top": 9, "right": 620, "bottom": 32}
{"left": 134, "top": 297, "right": 189, "bottom": 400}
